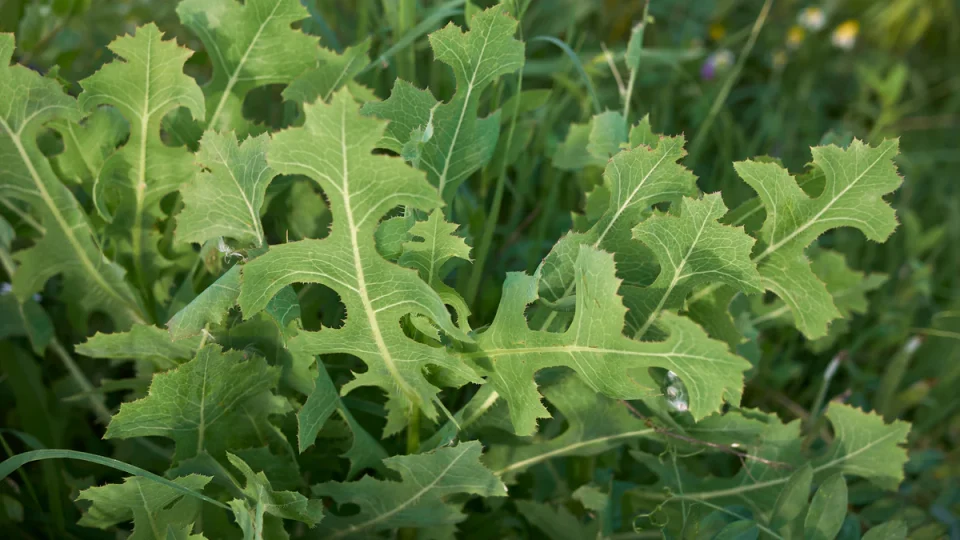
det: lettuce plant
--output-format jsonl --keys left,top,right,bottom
{"left": 0, "top": 2, "right": 915, "bottom": 538}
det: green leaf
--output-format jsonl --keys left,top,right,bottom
{"left": 587, "top": 110, "right": 627, "bottom": 159}
{"left": 297, "top": 361, "right": 388, "bottom": 477}
{"left": 629, "top": 403, "right": 909, "bottom": 522}
{"left": 804, "top": 474, "right": 848, "bottom": 540}
{"left": 515, "top": 500, "right": 599, "bottom": 540}
{"left": 733, "top": 139, "right": 901, "bottom": 338}
{"left": 714, "top": 520, "right": 760, "bottom": 540}
{"left": 312, "top": 442, "right": 506, "bottom": 538}
{"left": 468, "top": 246, "right": 749, "bottom": 435}
{"left": 399, "top": 209, "right": 473, "bottom": 327}
{"left": 0, "top": 293, "right": 53, "bottom": 355}
{"left": 538, "top": 134, "right": 697, "bottom": 312}
{"left": 226, "top": 453, "right": 323, "bottom": 531}
{"left": 628, "top": 193, "right": 762, "bottom": 338}
{"left": 76, "top": 323, "right": 199, "bottom": 366}
{"left": 484, "top": 373, "right": 655, "bottom": 480}
{"left": 862, "top": 521, "right": 908, "bottom": 540}
{"left": 105, "top": 344, "right": 282, "bottom": 461}
{"left": 238, "top": 89, "right": 481, "bottom": 436}
{"left": 50, "top": 106, "right": 128, "bottom": 186}
{"left": 364, "top": 6, "right": 524, "bottom": 202}
{"left": 166, "top": 265, "right": 241, "bottom": 341}
{"left": 78, "top": 23, "right": 205, "bottom": 287}
{"left": 769, "top": 464, "right": 813, "bottom": 530}
{"left": 176, "top": 0, "right": 318, "bottom": 133}
{"left": 284, "top": 39, "right": 371, "bottom": 105}
{"left": 0, "top": 33, "right": 145, "bottom": 326}
{"left": 77, "top": 474, "right": 211, "bottom": 539}
{"left": 176, "top": 131, "right": 274, "bottom": 248}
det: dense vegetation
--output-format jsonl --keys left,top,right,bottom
{"left": 1, "top": 0, "right": 958, "bottom": 538}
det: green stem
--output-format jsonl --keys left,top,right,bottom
{"left": 465, "top": 71, "right": 524, "bottom": 307}
{"left": 875, "top": 336, "right": 922, "bottom": 421}
{"left": 805, "top": 352, "right": 842, "bottom": 439}
{"left": 688, "top": 0, "right": 773, "bottom": 162}
{"left": 621, "top": 1, "right": 651, "bottom": 124}
{"left": 396, "top": 0, "right": 418, "bottom": 82}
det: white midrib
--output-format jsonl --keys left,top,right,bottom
{"left": 212, "top": 144, "right": 263, "bottom": 245}
{"left": 753, "top": 148, "right": 891, "bottom": 265}
{"left": 464, "top": 345, "right": 740, "bottom": 366}
{"left": 207, "top": 0, "right": 284, "bottom": 129}
{"left": 688, "top": 147, "right": 894, "bottom": 307}
{"left": 131, "top": 35, "right": 151, "bottom": 285}
{"left": 539, "top": 146, "right": 675, "bottom": 330}
{"left": 635, "top": 207, "right": 710, "bottom": 338}
{"left": 135, "top": 481, "right": 162, "bottom": 539}
{"left": 435, "top": 24, "right": 492, "bottom": 198}
{"left": 331, "top": 446, "right": 470, "bottom": 537}
{"left": 196, "top": 360, "right": 209, "bottom": 455}
{"left": 497, "top": 428, "right": 656, "bottom": 475}
{"left": 338, "top": 106, "right": 416, "bottom": 402}
{"left": 0, "top": 116, "right": 144, "bottom": 323}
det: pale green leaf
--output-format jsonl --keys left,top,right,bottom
{"left": 166, "top": 265, "right": 241, "bottom": 341}
{"left": 0, "top": 33, "right": 145, "bottom": 326}
{"left": 733, "top": 139, "right": 901, "bottom": 338}
{"left": 312, "top": 442, "right": 506, "bottom": 538}
{"left": 628, "top": 193, "right": 762, "bottom": 338}
{"left": 177, "top": 131, "right": 273, "bottom": 248}
{"left": 78, "top": 23, "right": 205, "bottom": 285}
{"left": 177, "top": 0, "right": 318, "bottom": 132}
{"left": 284, "top": 39, "right": 371, "bottom": 104}
{"left": 587, "top": 110, "right": 627, "bottom": 159}
{"left": 105, "top": 344, "right": 282, "bottom": 461}
{"left": 77, "top": 323, "right": 200, "bottom": 366}
{"left": 238, "top": 89, "right": 480, "bottom": 436}
{"left": 364, "top": 6, "right": 524, "bottom": 202}
{"left": 468, "top": 246, "right": 749, "bottom": 435}
{"left": 50, "top": 106, "right": 128, "bottom": 186}
{"left": 77, "top": 474, "right": 211, "bottom": 539}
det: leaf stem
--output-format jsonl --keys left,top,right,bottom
{"left": 622, "top": 1, "right": 651, "bottom": 124}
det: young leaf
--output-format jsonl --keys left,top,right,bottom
{"left": 177, "top": 0, "right": 319, "bottom": 133}
{"left": 733, "top": 139, "right": 901, "bottom": 338}
{"left": 77, "top": 474, "right": 211, "bottom": 539}
{"left": 225, "top": 453, "right": 323, "bottom": 534}
{"left": 77, "top": 323, "right": 200, "bottom": 366}
{"left": 628, "top": 193, "right": 762, "bottom": 337}
{"left": 105, "top": 344, "right": 282, "bottom": 461}
{"left": 312, "top": 442, "right": 506, "bottom": 538}
{"left": 399, "top": 209, "right": 473, "bottom": 327}
{"left": 177, "top": 131, "right": 274, "bottom": 248}
{"left": 78, "top": 23, "right": 205, "bottom": 288}
{"left": 467, "top": 245, "right": 750, "bottom": 435}
{"left": 0, "top": 34, "right": 145, "bottom": 326}
{"left": 538, "top": 134, "right": 698, "bottom": 313}
{"left": 238, "top": 89, "right": 481, "bottom": 435}
{"left": 804, "top": 474, "right": 847, "bottom": 540}
{"left": 364, "top": 6, "right": 525, "bottom": 202}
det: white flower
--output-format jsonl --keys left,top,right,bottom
{"left": 798, "top": 7, "right": 826, "bottom": 31}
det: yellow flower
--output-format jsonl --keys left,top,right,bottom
{"left": 709, "top": 23, "right": 726, "bottom": 41}
{"left": 832, "top": 19, "right": 859, "bottom": 50}
{"left": 798, "top": 6, "right": 826, "bottom": 31}
{"left": 786, "top": 25, "right": 806, "bottom": 50}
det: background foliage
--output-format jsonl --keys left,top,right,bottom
{"left": 1, "top": 0, "right": 958, "bottom": 538}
